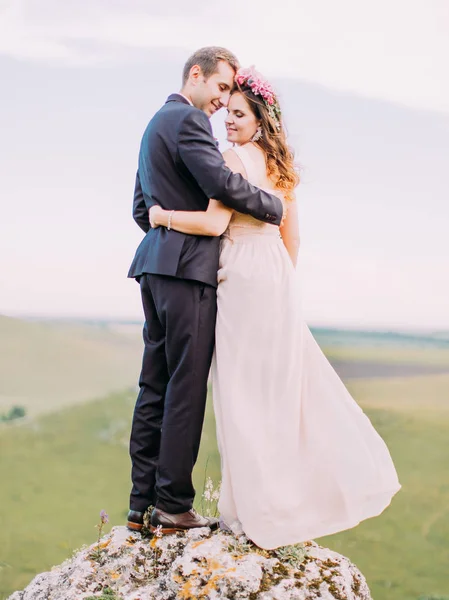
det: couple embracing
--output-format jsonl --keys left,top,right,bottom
{"left": 126, "top": 46, "right": 400, "bottom": 549}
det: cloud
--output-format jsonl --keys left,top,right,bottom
{"left": 1, "top": 0, "right": 448, "bottom": 110}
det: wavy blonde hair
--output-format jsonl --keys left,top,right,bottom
{"left": 232, "top": 85, "right": 300, "bottom": 202}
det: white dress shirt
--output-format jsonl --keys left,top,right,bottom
{"left": 178, "top": 93, "right": 193, "bottom": 106}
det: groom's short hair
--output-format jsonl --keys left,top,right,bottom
{"left": 182, "top": 47, "right": 240, "bottom": 85}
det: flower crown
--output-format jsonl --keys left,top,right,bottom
{"left": 235, "top": 66, "right": 282, "bottom": 131}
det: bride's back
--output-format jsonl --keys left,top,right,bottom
{"left": 226, "top": 143, "right": 284, "bottom": 236}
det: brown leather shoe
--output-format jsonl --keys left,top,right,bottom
{"left": 150, "top": 507, "right": 219, "bottom": 534}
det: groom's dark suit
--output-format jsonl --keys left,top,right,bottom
{"left": 128, "top": 94, "right": 283, "bottom": 515}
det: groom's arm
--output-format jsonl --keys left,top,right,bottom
{"left": 177, "top": 109, "right": 283, "bottom": 225}
{"left": 132, "top": 171, "right": 150, "bottom": 233}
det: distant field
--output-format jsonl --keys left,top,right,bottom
{"left": 1, "top": 373, "right": 449, "bottom": 600}
{"left": 323, "top": 343, "right": 449, "bottom": 367}
{"left": 348, "top": 373, "right": 449, "bottom": 415}
{"left": 0, "top": 315, "right": 143, "bottom": 416}
{"left": 2, "top": 314, "right": 448, "bottom": 418}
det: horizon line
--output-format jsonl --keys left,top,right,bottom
{"left": 1, "top": 310, "right": 448, "bottom": 336}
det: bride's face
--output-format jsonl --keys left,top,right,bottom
{"left": 225, "top": 93, "right": 260, "bottom": 145}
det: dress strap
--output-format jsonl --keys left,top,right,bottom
{"left": 230, "top": 145, "right": 259, "bottom": 186}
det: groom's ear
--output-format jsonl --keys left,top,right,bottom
{"left": 188, "top": 64, "right": 203, "bottom": 85}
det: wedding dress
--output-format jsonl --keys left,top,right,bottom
{"left": 211, "top": 144, "right": 400, "bottom": 549}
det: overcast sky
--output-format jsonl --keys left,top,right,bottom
{"left": 1, "top": 0, "right": 448, "bottom": 329}
{"left": 1, "top": 0, "right": 448, "bottom": 112}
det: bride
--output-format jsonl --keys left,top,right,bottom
{"left": 149, "top": 67, "right": 401, "bottom": 549}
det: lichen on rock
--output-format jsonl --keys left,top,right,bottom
{"left": 8, "top": 526, "right": 372, "bottom": 599}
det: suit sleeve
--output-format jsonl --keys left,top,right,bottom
{"left": 132, "top": 171, "right": 150, "bottom": 233}
{"left": 177, "top": 110, "right": 283, "bottom": 225}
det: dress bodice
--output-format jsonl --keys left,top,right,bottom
{"left": 224, "top": 145, "right": 284, "bottom": 240}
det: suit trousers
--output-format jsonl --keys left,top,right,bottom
{"left": 129, "top": 274, "right": 217, "bottom": 514}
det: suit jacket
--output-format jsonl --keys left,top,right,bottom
{"left": 128, "top": 94, "right": 283, "bottom": 288}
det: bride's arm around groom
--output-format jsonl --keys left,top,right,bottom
{"left": 176, "top": 108, "right": 283, "bottom": 224}
{"left": 149, "top": 148, "right": 246, "bottom": 237}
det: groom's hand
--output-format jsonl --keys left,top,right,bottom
{"left": 281, "top": 203, "right": 287, "bottom": 226}
{"left": 271, "top": 190, "right": 287, "bottom": 225}
{"left": 149, "top": 205, "right": 162, "bottom": 229}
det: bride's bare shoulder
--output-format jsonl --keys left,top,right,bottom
{"left": 222, "top": 148, "right": 247, "bottom": 178}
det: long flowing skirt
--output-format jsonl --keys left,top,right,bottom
{"left": 211, "top": 231, "right": 400, "bottom": 549}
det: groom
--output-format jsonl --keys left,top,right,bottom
{"left": 127, "top": 47, "right": 283, "bottom": 533}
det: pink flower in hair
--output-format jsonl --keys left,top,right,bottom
{"left": 235, "top": 67, "right": 253, "bottom": 86}
{"left": 235, "top": 66, "right": 282, "bottom": 130}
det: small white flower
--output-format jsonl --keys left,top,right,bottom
{"left": 203, "top": 477, "right": 215, "bottom": 501}
{"left": 154, "top": 525, "right": 163, "bottom": 538}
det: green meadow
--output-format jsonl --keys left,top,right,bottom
{"left": 0, "top": 315, "right": 142, "bottom": 416}
{"left": 1, "top": 316, "right": 449, "bottom": 599}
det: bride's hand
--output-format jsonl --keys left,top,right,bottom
{"left": 149, "top": 205, "right": 163, "bottom": 228}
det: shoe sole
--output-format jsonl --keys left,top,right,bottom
{"left": 126, "top": 521, "right": 143, "bottom": 532}
{"left": 150, "top": 525, "right": 184, "bottom": 534}
{"left": 150, "top": 523, "right": 219, "bottom": 535}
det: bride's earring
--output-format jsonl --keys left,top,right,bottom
{"left": 251, "top": 126, "right": 262, "bottom": 143}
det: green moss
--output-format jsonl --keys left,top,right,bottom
{"left": 352, "top": 573, "right": 362, "bottom": 594}
{"left": 85, "top": 586, "right": 120, "bottom": 600}
{"left": 308, "top": 577, "right": 323, "bottom": 590}
{"left": 294, "top": 574, "right": 304, "bottom": 589}
{"left": 274, "top": 544, "right": 307, "bottom": 568}
{"left": 256, "top": 569, "right": 274, "bottom": 594}
{"left": 322, "top": 559, "right": 340, "bottom": 569}
{"left": 226, "top": 537, "right": 254, "bottom": 556}
{"left": 271, "top": 562, "right": 291, "bottom": 585}
{"left": 328, "top": 581, "right": 348, "bottom": 600}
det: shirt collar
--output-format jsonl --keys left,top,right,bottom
{"left": 178, "top": 93, "right": 193, "bottom": 106}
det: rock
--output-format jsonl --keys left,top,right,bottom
{"left": 8, "top": 526, "right": 372, "bottom": 599}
